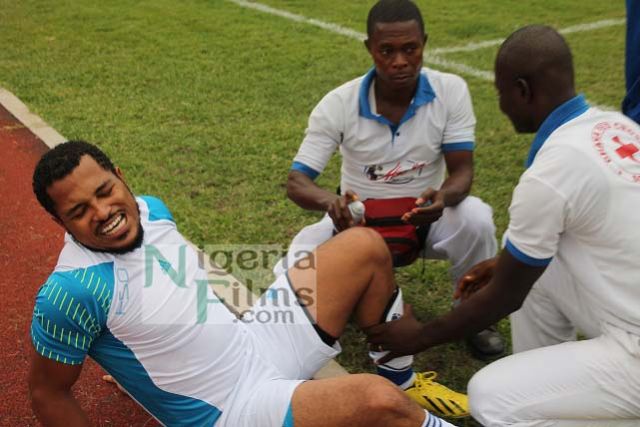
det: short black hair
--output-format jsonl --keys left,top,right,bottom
{"left": 496, "top": 25, "right": 574, "bottom": 91}
{"left": 33, "top": 140, "right": 117, "bottom": 218}
{"left": 367, "top": 0, "right": 425, "bottom": 39}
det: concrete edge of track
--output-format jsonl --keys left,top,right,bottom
{"left": 0, "top": 88, "right": 66, "bottom": 149}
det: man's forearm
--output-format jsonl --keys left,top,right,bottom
{"left": 286, "top": 171, "right": 338, "bottom": 211}
{"left": 417, "top": 281, "right": 521, "bottom": 350}
{"left": 32, "top": 389, "right": 90, "bottom": 427}
{"left": 440, "top": 150, "right": 474, "bottom": 207}
{"left": 438, "top": 177, "right": 471, "bottom": 207}
{"left": 417, "top": 251, "right": 543, "bottom": 351}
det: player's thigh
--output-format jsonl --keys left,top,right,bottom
{"left": 221, "top": 377, "right": 303, "bottom": 427}
{"left": 291, "top": 374, "right": 423, "bottom": 427}
{"left": 469, "top": 332, "right": 640, "bottom": 425}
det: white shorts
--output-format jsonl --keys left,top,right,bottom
{"left": 216, "top": 274, "right": 341, "bottom": 427}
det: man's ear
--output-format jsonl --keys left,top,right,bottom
{"left": 516, "top": 77, "right": 532, "bottom": 103}
{"left": 423, "top": 33, "right": 428, "bottom": 46}
{"left": 364, "top": 38, "right": 371, "bottom": 53}
{"left": 115, "top": 166, "right": 124, "bottom": 180}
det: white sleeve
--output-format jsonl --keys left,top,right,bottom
{"left": 442, "top": 76, "right": 476, "bottom": 148}
{"left": 505, "top": 172, "right": 567, "bottom": 266}
{"left": 292, "top": 91, "right": 343, "bottom": 177}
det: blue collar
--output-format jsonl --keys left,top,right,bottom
{"left": 358, "top": 67, "right": 436, "bottom": 129}
{"left": 526, "top": 94, "right": 590, "bottom": 168}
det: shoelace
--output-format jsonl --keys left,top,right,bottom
{"left": 413, "top": 371, "right": 438, "bottom": 387}
{"left": 411, "top": 371, "right": 468, "bottom": 416}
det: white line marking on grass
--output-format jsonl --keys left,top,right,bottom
{"left": 227, "top": 0, "right": 366, "bottom": 41}
{"left": 560, "top": 18, "right": 626, "bottom": 34}
{"left": 431, "top": 38, "right": 507, "bottom": 55}
{"left": 228, "top": 1, "right": 620, "bottom": 109}
{"left": 227, "top": 0, "right": 493, "bottom": 80}
{"left": 432, "top": 18, "right": 625, "bottom": 55}
{"left": 426, "top": 55, "right": 494, "bottom": 81}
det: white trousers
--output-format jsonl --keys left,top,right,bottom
{"left": 274, "top": 196, "right": 497, "bottom": 287}
{"left": 468, "top": 258, "right": 640, "bottom": 426}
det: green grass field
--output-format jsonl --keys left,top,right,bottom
{"left": 0, "top": 1, "right": 627, "bottom": 425}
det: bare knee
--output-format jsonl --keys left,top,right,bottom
{"left": 340, "top": 227, "right": 392, "bottom": 268}
{"left": 356, "top": 374, "right": 422, "bottom": 424}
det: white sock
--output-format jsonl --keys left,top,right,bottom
{"left": 370, "top": 288, "right": 415, "bottom": 388}
{"left": 421, "top": 410, "right": 456, "bottom": 427}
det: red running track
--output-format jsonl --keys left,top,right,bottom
{"left": 0, "top": 103, "right": 157, "bottom": 426}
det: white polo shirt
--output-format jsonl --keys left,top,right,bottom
{"left": 505, "top": 95, "right": 640, "bottom": 335}
{"left": 292, "top": 67, "right": 476, "bottom": 200}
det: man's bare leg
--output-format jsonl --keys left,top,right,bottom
{"left": 292, "top": 374, "right": 426, "bottom": 427}
{"left": 287, "top": 228, "right": 453, "bottom": 427}
{"left": 287, "top": 227, "right": 396, "bottom": 338}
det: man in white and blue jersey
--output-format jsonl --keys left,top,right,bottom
{"left": 368, "top": 26, "right": 640, "bottom": 425}
{"left": 28, "top": 140, "right": 463, "bottom": 427}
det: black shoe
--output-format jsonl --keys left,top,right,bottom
{"left": 466, "top": 325, "right": 505, "bottom": 360}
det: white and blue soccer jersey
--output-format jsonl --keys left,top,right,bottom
{"left": 504, "top": 95, "right": 640, "bottom": 335}
{"left": 291, "top": 67, "right": 476, "bottom": 200}
{"left": 31, "top": 197, "right": 250, "bottom": 426}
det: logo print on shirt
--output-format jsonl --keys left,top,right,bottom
{"left": 611, "top": 135, "right": 640, "bottom": 163}
{"left": 592, "top": 121, "right": 640, "bottom": 183}
{"left": 364, "top": 160, "right": 426, "bottom": 184}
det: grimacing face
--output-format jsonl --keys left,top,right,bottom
{"left": 47, "top": 155, "right": 142, "bottom": 253}
{"left": 367, "top": 20, "right": 426, "bottom": 91}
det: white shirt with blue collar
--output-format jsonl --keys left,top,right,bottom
{"left": 291, "top": 67, "right": 476, "bottom": 200}
{"left": 504, "top": 95, "right": 640, "bottom": 334}
{"left": 31, "top": 196, "right": 248, "bottom": 426}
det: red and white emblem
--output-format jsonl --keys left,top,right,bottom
{"left": 592, "top": 121, "right": 640, "bottom": 183}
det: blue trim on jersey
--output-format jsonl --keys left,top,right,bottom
{"left": 91, "top": 329, "right": 222, "bottom": 426}
{"left": 140, "top": 195, "right": 175, "bottom": 222}
{"left": 358, "top": 68, "right": 436, "bottom": 142}
{"left": 31, "top": 263, "right": 115, "bottom": 364}
{"left": 623, "top": 0, "right": 640, "bottom": 124}
{"left": 505, "top": 239, "right": 552, "bottom": 267}
{"left": 358, "top": 68, "right": 394, "bottom": 127}
{"left": 376, "top": 366, "right": 415, "bottom": 387}
{"left": 527, "top": 95, "right": 589, "bottom": 168}
{"left": 441, "top": 141, "right": 474, "bottom": 152}
{"left": 282, "top": 403, "right": 295, "bottom": 427}
{"left": 290, "top": 161, "right": 320, "bottom": 180}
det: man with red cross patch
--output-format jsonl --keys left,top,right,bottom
{"left": 367, "top": 25, "right": 640, "bottom": 425}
